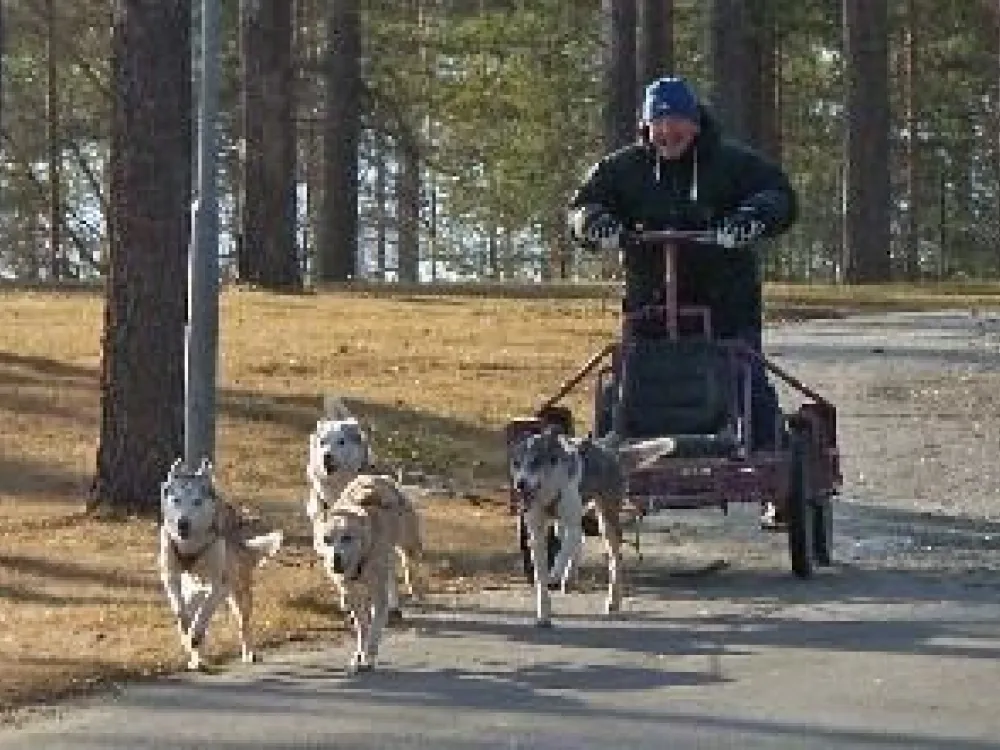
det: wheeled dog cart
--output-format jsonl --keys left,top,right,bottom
{"left": 505, "top": 229, "right": 842, "bottom": 580}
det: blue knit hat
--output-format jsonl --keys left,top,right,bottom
{"left": 642, "top": 76, "right": 700, "bottom": 123}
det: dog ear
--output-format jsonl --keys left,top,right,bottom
{"left": 168, "top": 457, "right": 184, "bottom": 480}
{"left": 324, "top": 395, "right": 354, "bottom": 422}
{"left": 197, "top": 456, "right": 214, "bottom": 479}
{"left": 541, "top": 423, "right": 562, "bottom": 445}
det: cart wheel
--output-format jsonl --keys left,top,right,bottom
{"left": 813, "top": 495, "right": 834, "bottom": 567}
{"left": 517, "top": 514, "right": 560, "bottom": 584}
{"left": 594, "top": 379, "right": 617, "bottom": 438}
{"left": 787, "top": 429, "right": 815, "bottom": 579}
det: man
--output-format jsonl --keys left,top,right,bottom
{"left": 568, "top": 76, "right": 797, "bottom": 526}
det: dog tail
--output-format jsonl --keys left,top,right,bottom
{"left": 593, "top": 430, "right": 622, "bottom": 453}
{"left": 244, "top": 530, "right": 284, "bottom": 566}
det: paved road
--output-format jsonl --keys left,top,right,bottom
{"left": 3, "top": 311, "right": 1000, "bottom": 749}
{"left": 3, "top": 556, "right": 999, "bottom": 749}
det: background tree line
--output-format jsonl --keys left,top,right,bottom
{"left": 3, "top": 0, "right": 1000, "bottom": 293}
{"left": 0, "top": 0, "right": 991, "bottom": 510}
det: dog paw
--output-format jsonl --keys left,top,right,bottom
{"left": 348, "top": 653, "right": 374, "bottom": 675}
{"left": 604, "top": 598, "right": 621, "bottom": 615}
{"left": 241, "top": 649, "right": 258, "bottom": 664}
{"left": 186, "top": 652, "right": 204, "bottom": 671}
{"left": 387, "top": 608, "right": 404, "bottom": 627}
{"left": 534, "top": 617, "right": 553, "bottom": 629}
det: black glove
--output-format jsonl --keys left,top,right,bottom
{"left": 582, "top": 212, "right": 623, "bottom": 251}
{"left": 716, "top": 208, "right": 767, "bottom": 249}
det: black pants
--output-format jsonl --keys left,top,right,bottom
{"left": 622, "top": 242, "right": 781, "bottom": 448}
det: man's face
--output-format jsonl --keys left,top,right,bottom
{"left": 648, "top": 116, "right": 699, "bottom": 160}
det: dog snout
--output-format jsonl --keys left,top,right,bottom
{"left": 331, "top": 551, "right": 345, "bottom": 574}
{"left": 322, "top": 452, "right": 338, "bottom": 473}
{"left": 176, "top": 517, "right": 191, "bottom": 539}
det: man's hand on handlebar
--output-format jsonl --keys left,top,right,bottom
{"left": 583, "top": 213, "right": 623, "bottom": 252}
{"left": 715, "top": 208, "right": 767, "bottom": 249}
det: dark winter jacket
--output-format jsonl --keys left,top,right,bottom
{"left": 568, "top": 105, "right": 797, "bottom": 240}
{"left": 567, "top": 106, "right": 798, "bottom": 339}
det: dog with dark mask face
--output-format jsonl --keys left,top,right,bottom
{"left": 310, "top": 473, "right": 424, "bottom": 673}
{"left": 509, "top": 426, "right": 625, "bottom": 627}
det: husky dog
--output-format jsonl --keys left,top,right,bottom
{"left": 159, "top": 457, "right": 284, "bottom": 671}
{"left": 508, "top": 426, "right": 625, "bottom": 627}
{"left": 305, "top": 396, "right": 418, "bottom": 619}
{"left": 310, "top": 473, "right": 424, "bottom": 673}
{"left": 305, "top": 396, "right": 372, "bottom": 521}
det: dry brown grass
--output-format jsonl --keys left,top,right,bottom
{"left": 0, "top": 283, "right": 996, "bottom": 714}
{"left": 0, "top": 288, "right": 624, "bottom": 713}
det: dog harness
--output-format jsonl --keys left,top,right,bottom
{"left": 170, "top": 520, "right": 220, "bottom": 573}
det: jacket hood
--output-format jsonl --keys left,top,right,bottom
{"left": 643, "top": 104, "right": 723, "bottom": 200}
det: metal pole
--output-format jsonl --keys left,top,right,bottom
{"left": 185, "top": 0, "right": 221, "bottom": 467}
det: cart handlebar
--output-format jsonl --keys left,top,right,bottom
{"left": 623, "top": 228, "right": 720, "bottom": 246}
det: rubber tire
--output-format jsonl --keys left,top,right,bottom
{"left": 594, "top": 378, "right": 616, "bottom": 438}
{"left": 812, "top": 496, "right": 834, "bottom": 567}
{"left": 517, "top": 513, "right": 560, "bottom": 584}
{"left": 787, "top": 430, "right": 815, "bottom": 579}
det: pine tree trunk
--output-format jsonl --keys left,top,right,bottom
{"left": 317, "top": 0, "right": 360, "bottom": 282}
{"left": 396, "top": 125, "right": 420, "bottom": 283}
{"left": 90, "top": 0, "right": 191, "bottom": 515}
{"left": 901, "top": 0, "right": 920, "bottom": 280}
{"left": 374, "top": 128, "right": 388, "bottom": 280}
{"left": 638, "top": 0, "right": 673, "bottom": 86}
{"left": 603, "top": 0, "right": 638, "bottom": 152}
{"left": 256, "top": 0, "right": 299, "bottom": 289}
{"left": 239, "top": 0, "right": 263, "bottom": 284}
{"left": 748, "top": 0, "right": 781, "bottom": 160}
{"left": 843, "top": 0, "right": 892, "bottom": 283}
{"left": 46, "top": 0, "right": 61, "bottom": 280}
{"left": 710, "top": 0, "right": 753, "bottom": 142}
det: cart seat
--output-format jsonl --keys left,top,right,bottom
{"left": 617, "top": 337, "right": 741, "bottom": 451}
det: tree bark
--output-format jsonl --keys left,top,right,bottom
{"left": 709, "top": 0, "right": 779, "bottom": 157}
{"left": 710, "top": 0, "right": 750, "bottom": 141}
{"left": 603, "top": 0, "right": 638, "bottom": 152}
{"left": 241, "top": 0, "right": 300, "bottom": 290}
{"left": 396, "top": 125, "right": 420, "bottom": 283}
{"left": 901, "top": 0, "right": 920, "bottom": 280}
{"left": 46, "top": 0, "right": 61, "bottom": 279}
{"left": 747, "top": 0, "right": 781, "bottom": 160}
{"left": 317, "top": 0, "right": 361, "bottom": 282}
{"left": 91, "top": 0, "right": 191, "bottom": 514}
{"left": 843, "top": 0, "right": 892, "bottom": 283}
{"left": 373, "top": 128, "right": 388, "bottom": 280}
{"left": 638, "top": 0, "right": 674, "bottom": 86}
